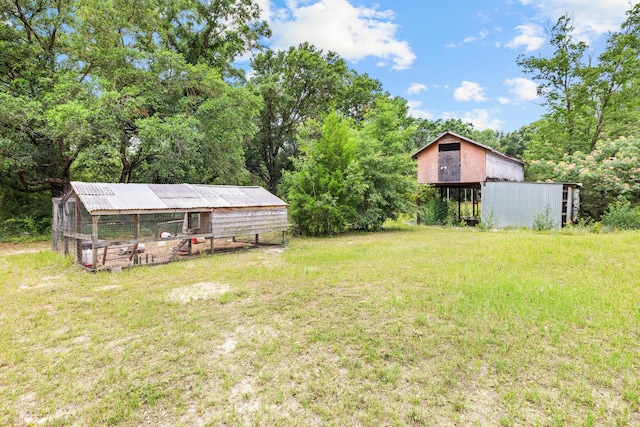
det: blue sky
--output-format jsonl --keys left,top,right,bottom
{"left": 251, "top": 0, "right": 638, "bottom": 132}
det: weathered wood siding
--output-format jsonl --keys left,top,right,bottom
{"left": 416, "top": 143, "right": 439, "bottom": 184}
{"left": 486, "top": 151, "right": 524, "bottom": 182}
{"left": 459, "top": 140, "right": 487, "bottom": 183}
{"left": 416, "top": 135, "right": 488, "bottom": 184}
{"left": 212, "top": 207, "right": 288, "bottom": 238}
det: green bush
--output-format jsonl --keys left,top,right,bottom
{"left": 478, "top": 208, "right": 498, "bottom": 230}
{"left": 601, "top": 196, "right": 640, "bottom": 229}
{"left": 0, "top": 216, "right": 51, "bottom": 241}
{"left": 419, "top": 197, "right": 458, "bottom": 226}
{"left": 533, "top": 204, "right": 557, "bottom": 231}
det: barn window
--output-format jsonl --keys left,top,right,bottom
{"left": 439, "top": 143, "right": 460, "bottom": 152}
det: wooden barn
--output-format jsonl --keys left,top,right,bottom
{"left": 52, "top": 182, "right": 288, "bottom": 270}
{"left": 411, "top": 131, "right": 579, "bottom": 228}
{"left": 411, "top": 131, "right": 524, "bottom": 186}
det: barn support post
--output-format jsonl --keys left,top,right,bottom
{"left": 92, "top": 216, "right": 99, "bottom": 272}
{"left": 472, "top": 189, "right": 476, "bottom": 217}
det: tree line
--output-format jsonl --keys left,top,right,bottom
{"left": 1, "top": 0, "right": 639, "bottom": 237}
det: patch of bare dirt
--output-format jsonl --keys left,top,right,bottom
{"left": 0, "top": 241, "right": 49, "bottom": 255}
{"left": 165, "top": 282, "right": 230, "bottom": 303}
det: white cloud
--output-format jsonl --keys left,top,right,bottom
{"left": 463, "top": 30, "right": 490, "bottom": 44}
{"left": 262, "top": 0, "right": 416, "bottom": 70}
{"left": 407, "top": 101, "right": 434, "bottom": 120}
{"left": 506, "top": 24, "right": 545, "bottom": 52}
{"left": 505, "top": 77, "right": 539, "bottom": 101}
{"left": 498, "top": 97, "right": 511, "bottom": 105}
{"left": 454, "top": 81, "right": 488, "bottom": 102}
{"left": 447, "top": 29, "right": 490, "bottom": 48}
{"left": 407, "top": 83, "right": 428, "bottom": 95}
{"left": 519, "top": 0, "right": 640, "bottom": 42}
{"left": 444, "top": 109, "right": 505, "bottom": 131}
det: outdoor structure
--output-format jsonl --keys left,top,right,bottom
{"left": 411, "top": 131, "right": 525, "bottom": 222}
{"left": 412, "top": 131, "right": 580, "bottom": 228}
{"left": 52, "top": 182, "right": 288, "bottom": 271}
{"left": 412, "top": 131, "right": 524, "bottom": 186}
{"left": 481, "top": 181, "right": 580, "bottom": 228}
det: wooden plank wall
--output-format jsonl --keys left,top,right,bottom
{"left": 212, "top": 208, "right": 288, "bottom": 238}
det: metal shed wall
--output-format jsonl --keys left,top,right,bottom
{"left": 481, "top": 182, "right": 563, "bottom": 229}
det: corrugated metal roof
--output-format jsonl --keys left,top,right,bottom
{"left": 70, "top": 182, "right": 287, "bottom": 214}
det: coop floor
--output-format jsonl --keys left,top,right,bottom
{"left": 91, "top": 238, "right": 272, "bottom": 271}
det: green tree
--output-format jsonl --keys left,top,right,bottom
{"left": 530, "top": 136, "right": 640, "bottom": 218}
{"left": 519, "top": 4, "right": 640, "bottom": 162}
{"left": 284, "top": 112, "right": 364, "bottom": 236}
{"left": 353, "top": 97, "right": 417, "bottom": 231}
{"left": 285, "top": 99, "right": 418, "bottom": 235}
{"left": 497, "top": 125, "right": 533, "bottom": 158}
{"left": 246, "top": 44, "right": 382, "bottom": 194}
{"left": 413, "top": 118, "right": 476, "bottom": 150}
{"left": 158, "top": 0, "right": 270, "bottom": 76}
{"left": 518, "top": 15, "right": 591, "bottom": 159}
{"left": 246, "top": 44, "right": 350, "bottom": 193}
{"left": 0, "top": 0, "right": 262, "bottom": 200}
{"left": 0, "top": 0, "right": 99, "bottom": 196}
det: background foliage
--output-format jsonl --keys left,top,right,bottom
{"left": 1, "top": 0, "right": 640, "bottom": 237}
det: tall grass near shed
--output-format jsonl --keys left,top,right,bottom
{"left": 1, "top": 227, "right": 639, "bottom": 425}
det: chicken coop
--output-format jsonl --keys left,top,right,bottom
{"left": 52, "top": 182, "right": 288, "bottom": 271}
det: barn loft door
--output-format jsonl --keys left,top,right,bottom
{"left": 438, "top": 143, "right": 461, "bottom": 182}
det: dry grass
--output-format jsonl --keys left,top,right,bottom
{"left": 1, "top": 225, "right": 640, "bottom": 426}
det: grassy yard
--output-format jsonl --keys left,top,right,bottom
{"left": 1, "top": 225, "right": 639, "bottom": 426}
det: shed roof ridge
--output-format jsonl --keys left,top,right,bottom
{"left": 411, "top": 131, "right": 524, "bottom": 165}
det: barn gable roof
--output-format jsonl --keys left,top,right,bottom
{"left": 70, "top": 182, "right": 287, "bottom": 214}
{"left": 411, "top": 131, "right": 524, "bottom": 165}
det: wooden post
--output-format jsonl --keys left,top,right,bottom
{"left": 133, "top": 214, "right": 140, "bottom": 265}
{"left": 92, "top": 216, "right": 99, "bottom": 272}
{"left": 128, "top": 243, "right": 139, "bottom": 261}
{"left": 210, "top": 210, "right": 215, "bottom": 254}
{"left": 255, "top": 234, "right": 259, "bottom": 246}
{"left": 76, "top": 199, "right": 82, "bottom": 265}
{"left": 51, "top": 201, "right": 58, "bottom": 252}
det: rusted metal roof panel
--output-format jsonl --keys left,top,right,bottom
{"left": 69, "top": 182, "right": 286, "bottom": 214}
